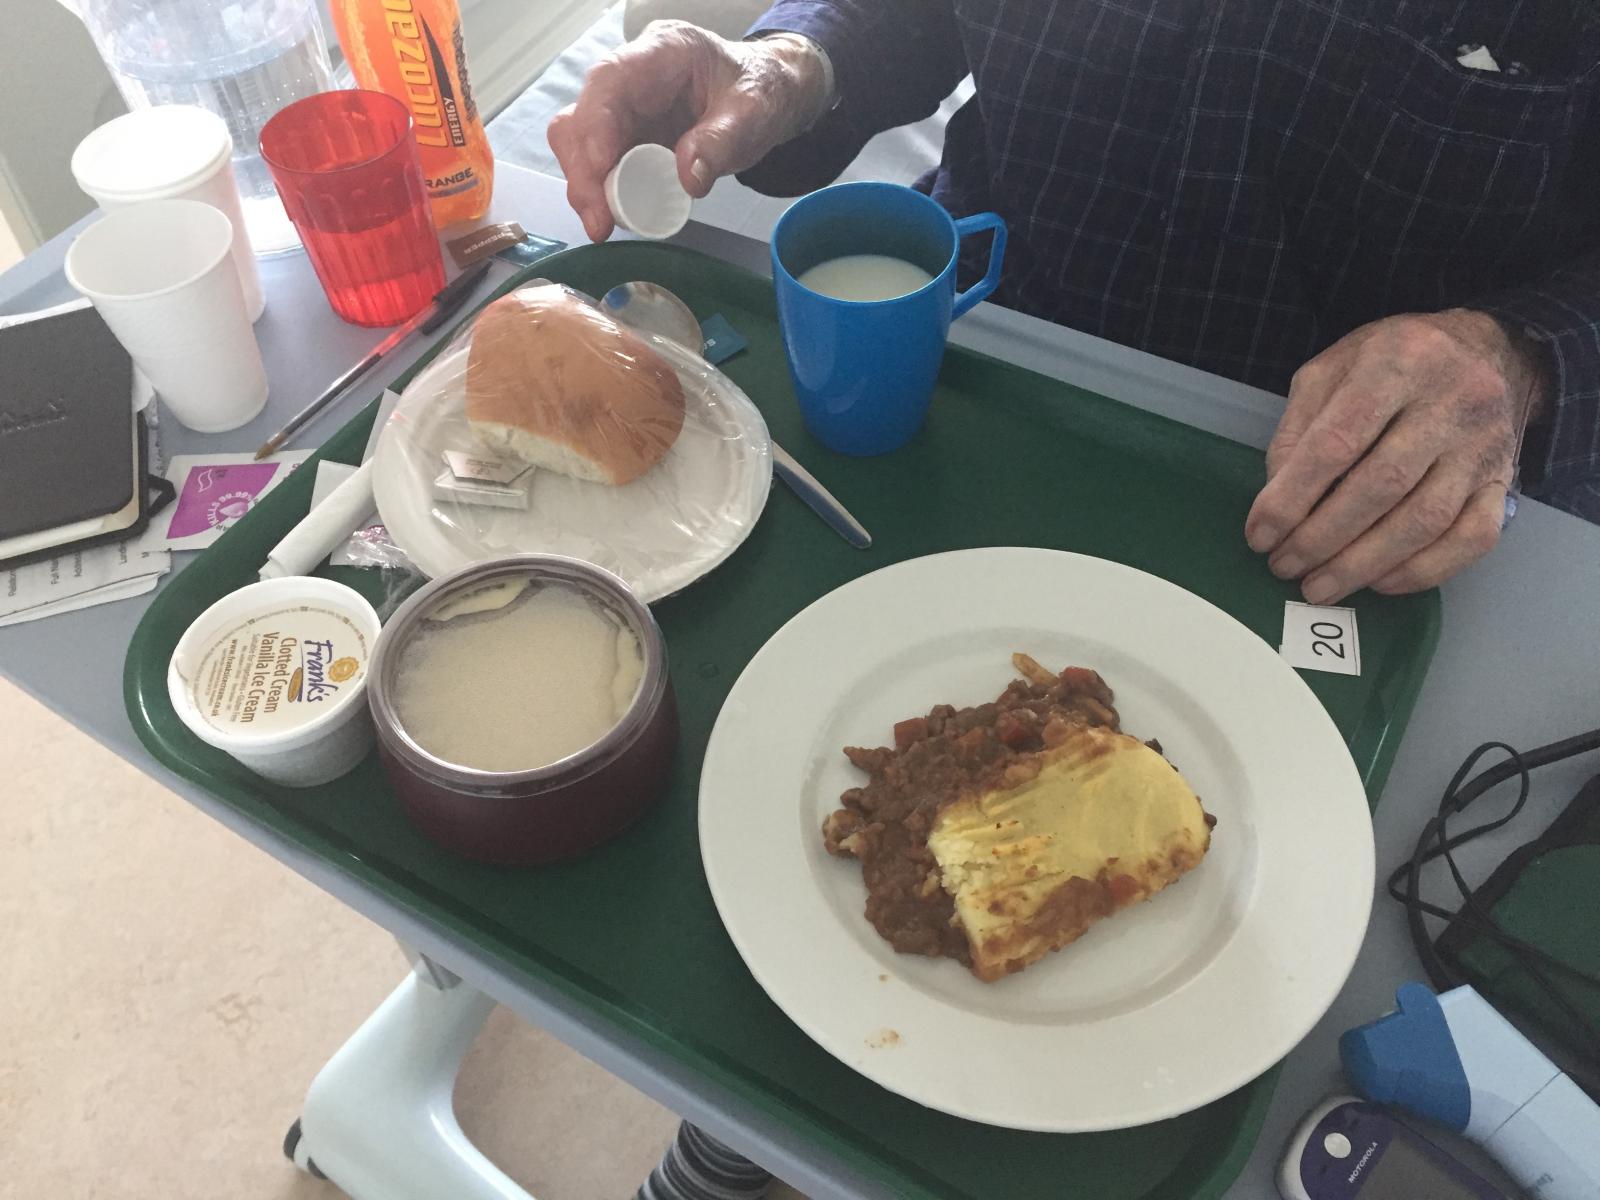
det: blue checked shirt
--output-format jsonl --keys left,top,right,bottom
{"left": 744, "top": 1, "right": 1600, "bottom": 519}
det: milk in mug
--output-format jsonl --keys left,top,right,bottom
{"left": 797, "top": 254, "right": 935, "bottom": 302}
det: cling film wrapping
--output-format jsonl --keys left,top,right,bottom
{"left": 368, "top": 283, "right": 773, "bottom": 602}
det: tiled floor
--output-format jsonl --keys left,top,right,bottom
{"left": 0, "top": 677, "right": 805, "bottom": 1199}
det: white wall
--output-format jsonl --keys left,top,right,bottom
{"left": 0, "top": 215, "right": 24, "bottom": 273}
{"left": 465, "top": 0, "right": 616, "bottom": 120}
{"left": 0, "top": 0, "right": 124, "bottom": 251}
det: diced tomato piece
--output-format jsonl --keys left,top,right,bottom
{"left": 892, "top": 717, "right": 929, "bottom": 749}
{"left": 994, "top": 711, "right": 1033, "bottom": 748}
{"left": 955, "top": 727, "right": 989, "bottom": 762}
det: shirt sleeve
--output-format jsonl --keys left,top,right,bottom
{"left": 735, "top": 0, "right": 968, "bottom": 196}
{"left": 1475, "top": 250, "right": 1600, "bottom": 498}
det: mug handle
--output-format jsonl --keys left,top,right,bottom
{"left": 951, "top": 212, "right": 1008, "bottom": 320}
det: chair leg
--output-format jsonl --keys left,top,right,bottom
{"left": 285, "top": 957, "right": 534, "bottom": 1200}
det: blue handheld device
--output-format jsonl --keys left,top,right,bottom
{"left": 1340, "top": 983, "right": 1600, "bottom": 1200}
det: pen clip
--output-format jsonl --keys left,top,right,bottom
{"left": 418, "top": 261, "right": 493, "bottom": 335}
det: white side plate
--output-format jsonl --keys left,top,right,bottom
{"left": 373, "top": 333, "right": 772, "bottom": 601}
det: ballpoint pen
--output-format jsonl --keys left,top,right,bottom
{"left": 254, "top": 261, "right": 493, "bottom": 460}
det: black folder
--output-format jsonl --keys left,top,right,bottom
{"left": 0, "top": 304, "right": 172, "bottom": 567}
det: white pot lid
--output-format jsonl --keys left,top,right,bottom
{"left": 72, "top": 105, "right": 234, "bottom": 201}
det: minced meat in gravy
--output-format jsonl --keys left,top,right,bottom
{"left": 822, "top": 654, "right": 1123, "bottom": 966}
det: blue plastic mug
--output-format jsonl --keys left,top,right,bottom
{"left": 771, "top": 182, "right": 1007, "bottom": 455}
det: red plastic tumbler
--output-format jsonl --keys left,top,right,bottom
{"left": 260, "top": 90, "right": 446, "bottom": 327}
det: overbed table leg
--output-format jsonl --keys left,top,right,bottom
{"left": 285, "top": 954, "right": 534, "bottom": 1200}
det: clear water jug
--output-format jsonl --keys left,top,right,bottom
{"left": 77, "top": 0, "right": 335, "bottom": 254}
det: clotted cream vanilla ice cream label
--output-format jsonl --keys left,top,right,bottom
{"left": 191, "top": 602, "right": 372, "bottom": 735}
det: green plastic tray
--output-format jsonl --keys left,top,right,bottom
{"left": 124, "top": 242, "right": 1440, "bottom": 1200}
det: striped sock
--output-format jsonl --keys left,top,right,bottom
{"left": 635, "top": 1121, "right": 774, "bottom": 1200}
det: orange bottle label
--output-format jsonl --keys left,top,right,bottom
{"left": 335, "top": 0, "right": 494, "bottom": 225}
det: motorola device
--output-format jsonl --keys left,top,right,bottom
{"left": 1278, "top": 1096, "right": 1508, "bottom": 1200}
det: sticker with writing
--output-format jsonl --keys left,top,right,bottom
{"left": 1280, "top": 601, "right": 1360, "bottom": 676}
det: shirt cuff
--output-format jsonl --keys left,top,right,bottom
{"left": 1473, "top": 264, "right": 1600, "bottom": 496}
{"left": 748, "top": 3, "right": 863, "bottom": 102}
{"left": 754, "top": 31, "right": 836, "bottom": 111}
{"left": 735, "top": 5, "right": 882, "bottom": 195}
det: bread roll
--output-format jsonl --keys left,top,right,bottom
{"left": 465, "top": 285, "right": 686, "bottom": 486}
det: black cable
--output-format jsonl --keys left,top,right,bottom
{"left": 1387, "top": 731, "right": 1600, "bottom": 1065}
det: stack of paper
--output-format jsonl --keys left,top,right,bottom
{"left": 0, "top": 518, "right": 169, "bottom": 628}
{"left": 0, "top": 449, "right": 314, "bottom": 628}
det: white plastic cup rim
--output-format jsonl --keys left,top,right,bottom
{"left": 70, "top": 105, "right": 234, "bottom": 203}
{"left": 64, "top": 199, "right": 235, "bottom": 303}
{"left": 605, "top": 143, "right": 693, "bottom": 240}
{"left": 167, "top": 578, "right": 381, "bottom": 758}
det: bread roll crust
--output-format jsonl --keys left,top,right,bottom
{"left": 465, "top": 285, "right": 687, "bottom": 486}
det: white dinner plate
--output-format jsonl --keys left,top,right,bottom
{"left": 699, "top": 548, "right": 1373, "bottom": 1132}
{"left": 372, "top": 333, "right": 772, "bottom": 601}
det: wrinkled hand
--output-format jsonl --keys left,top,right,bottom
{"left": 548, "top": 21, "right": 829, "bottom": 242}
{"left": 1245, "top": 309, "right": 1547, "bottom": 602}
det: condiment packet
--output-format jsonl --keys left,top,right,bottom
{"left": 432, "top": 449, "right": 532, "bottom": 510}
{"left": 445, "top": 222, "right": 567, "bottom": 270}
{"left": 442, "top": 449, "right": 532, "bottom": 486}
{"left": 495, "top": 231, "right": 567, "bottom": 269}
{"left": 699, "top": 313, "right": 748, "bottom": 365}
{"left": 163, "top": 451, "right": 312, "bottom": 551}
{"left": 447, "top": 222, "right": 529, "bottom": 268}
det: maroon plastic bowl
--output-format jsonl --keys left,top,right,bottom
{"left": 367, "top": 555, "right": 678, "bottom": 864}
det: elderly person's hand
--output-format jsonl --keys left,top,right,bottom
{"left": 548, "top": 21, "right": 830, "bottom": 242}
{"left": 1245, "top": 309, "right": 1548, "bottom": 602}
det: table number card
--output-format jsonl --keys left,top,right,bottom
{"left": 1280, "top": 601, "right": 1361, "bottom": 676}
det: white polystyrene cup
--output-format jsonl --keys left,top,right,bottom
{"left": 605, "top": 143, "right": 693, "bottom": 240}
{"left": 71, "top": 106, "right": 265, "bottom": 322}
{"left": 64, "top": 199, "right": 268, "bottom": 434}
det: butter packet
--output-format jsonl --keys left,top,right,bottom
{"left": 445, "top": 222, "right": 566, "bottom": 270}
{"left": 432, "top": 450, "right": 532, "bottom": 511}
{"left": 699, "top": 313, "right": 748, "bottom": 365}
